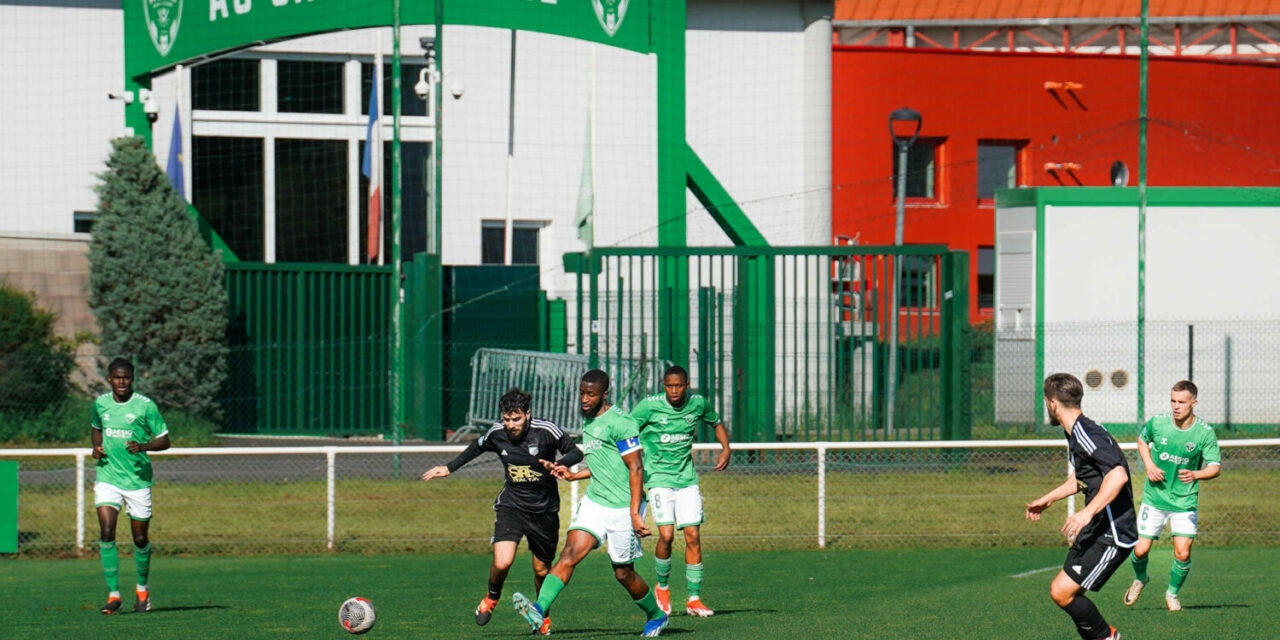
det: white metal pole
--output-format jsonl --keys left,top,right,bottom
{"left": 817, "top": 445, "right": 826, "bottom": 549}
{"left": 76, "top": 453, "right": 85, "bottom": 553}
{"left": 1066, "top": 458, "right": 1076, "bottom": 521}
{"left": 326, "top": 449, "right": 336, "bottom": 551}
{"left": 503, "top": 29, "right": 517, "bottom": 265}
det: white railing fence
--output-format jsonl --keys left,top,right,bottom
{"left": 4, "top": 440, "right": 1278, "bottom": 557}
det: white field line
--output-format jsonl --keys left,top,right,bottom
{"left": 1010, "top": 565, "right": 1060, "bottom": 578}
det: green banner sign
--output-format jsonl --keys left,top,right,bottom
{"left": 125, "top": 0, "right": 652, "bottom": 79}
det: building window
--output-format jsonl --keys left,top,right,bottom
{"left": 276, "top": 139, "right": 348, "bottom": 263}
{"left": 891, "top": 139, "right": 941, "bottom": 200}
{"left": 361, "top": 63, "right": 430, "bottom": 118}
{"left": 277, "top": 61, "right": 345, "bottom": 114}
{"left": 192, "top": 58, "right": 260, "bottom": 112}
{"left": 481, "top": 221, "right": 505, "bottom": 264}
{"left": 898, "top": 254, "right": 937, "bottom": 308}
{"left": 73, "top": 211, "right": 95, "bottom": 234}
{"left": 192, "top": 136, "right": 265, "bottom": 261}
{"left": 977, "top": 246, "right": 995, "bottom": 310}
{"left": 480, "top": 221, "right": 542, "bottom": 265}
{"left": 977, "top": 141, "right": 1022, "bottom": 202}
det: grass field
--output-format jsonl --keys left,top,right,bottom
{"left": 8, "top": 547, "right": 1280, "bottom": 639}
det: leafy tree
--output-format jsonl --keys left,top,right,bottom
{"left": 89, "top": 136, "right": 228, "bottom": 421}
{"left": 0, "top": 285, "right": 75, "bottom": 412}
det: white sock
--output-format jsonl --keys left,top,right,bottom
{"left": 137, "top": 585, "right": 149, "bottom": 594}
{"left": 109, "top": 590, "right": 121, "bottom": 599}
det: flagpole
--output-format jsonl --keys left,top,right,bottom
{"left": 392, "top": 0, "right": 405, "bottom": 467}
{"left": 376, "top": 35, "right": 386, "bottom": 267}
{"left": 503, "top": 29, "right": 517, "bottom": 265}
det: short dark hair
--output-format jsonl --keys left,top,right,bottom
{"left": 1043, "top": 373, "right": 1083, "bottom": 409}
{"left": 107, "top": 358, "right": 134, "bottom": 375}
{"left": 581, "top": 369, "right": 610, "bottom": 391}
{"left": 663, "top": 364, "right": 688, "bottom": 382}
{"left": 1172, "top": 380, "right": 1198, "bottom": 398}
{"left": 499, "top": 387, "right": 532, "bottom": 414}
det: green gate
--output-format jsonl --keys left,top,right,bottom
{"left": 224, "top": 263, "right": 393, "bottom": 434}
{"left": 573, "top": 247, "right": 971, "bottom": 442}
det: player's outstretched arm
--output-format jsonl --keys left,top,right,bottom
{"left": 421, "top": 465, "right": 451, "bottom": 481}
{"left": 1061, "top": 466, "right": 1127, "bottom": 538}
{"left": 1136, "top": 437, "right": 1163, "bottom": 482}
{"left": 623, "top": 449, "right": 650, "bottom": 538}
{"left": 1179, "top": 462, "right": 1221, "bottom": 483}
{"left": 1026, "top": 474, "right": 1079, "bottom": 521}
{"left": 539, "top": 458, "right": 590, "bottom": 481}
{"left": 712, "top": 423, "right": 731, "bottom": 471}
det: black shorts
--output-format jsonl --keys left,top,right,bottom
{"left": 492, "top": 506, "right": 560, "bottom": 564}
{"left": 1063, "top": 532, "right": 1133, "bottom": 592}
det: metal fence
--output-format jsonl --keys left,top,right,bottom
{"left": 993, "top": 319, "right": 1280, "bottom": 436}
{"left": 5, "top": 439, "right": 1277, "bottom": 558}
{"left": 574, "top": 247, "right": 972, "bottom": 442}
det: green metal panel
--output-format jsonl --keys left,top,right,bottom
{"left": 0, "top": 461, "right": 15, "bottom": 553}
{"left": 405, "top": 252, "right": 444, "bottom": 440}
{"left": 224, "top": 262, "right": 393, "bottom": 435}
{"left": 941, "top": 250, "right": 972, "bottom": 440}
{"left": 441, "top": 266, "right": 543, "bottom": 431}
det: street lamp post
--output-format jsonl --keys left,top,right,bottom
{"left": 887, "top": 107, "right": 922, "bottom": 438}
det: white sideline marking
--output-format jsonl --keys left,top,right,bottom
{"left": 1010, "top": 566, "right": 1059, "bottom": 578}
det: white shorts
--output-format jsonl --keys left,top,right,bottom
{"left": 1137, "top": 503, "right": 1198, "bottom": 539}
{"left": 646, "top": 485, "right": 704, "bottom": 529}
{"left": 568, "top": 496, "right": 643, "bottom": 565}
{"left": 94, "top": 482, "right": 153, "bottom": 521}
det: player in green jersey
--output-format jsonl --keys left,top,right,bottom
{"left": 1123, "top": 380, "right": 1220, "bottom": 611}
{"left": 90, "top": 358, "right": 170, "bottom": 614}
{"left": 511, "top": 369, "right": 669, "bottom": 637}
{"left": 630, "top": 365, "right": 730, "bottom": 617}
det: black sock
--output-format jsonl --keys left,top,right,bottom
{"left": 1060, "top": 595, "right": 1111, "bottom": 640}
{"left": 488, "top": 581, "right": 502, "bottom": 601}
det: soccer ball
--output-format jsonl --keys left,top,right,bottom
{"left": 339, "top": 597, "right": 376, "bottom": 634}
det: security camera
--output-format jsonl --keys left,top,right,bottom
{"left": 419, "top": 36, "right": 436, "bottom": 55}
{"left": 139, "top": 88, "right": 160, "bottom": 123}
{"left": 449, "top": 76, "right": 465, "bottom": 99}
{"left": 107, "top": 91, "right": 135, "bottom": 104}
{"left": 414, "top": 68, "right": 431, "bottom": 100}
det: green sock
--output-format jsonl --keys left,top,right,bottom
{"left": 1131, "top": 553, "right": 1149, "bottom": 582}
{"left": 635, "top": 588, "right": 664, "bottom": 621}
{"left": 99, "top": 541, "right": 119, "bottom": 593}
{"left": 535, "top": 574, "right": 565, "bottom": 615}
{"left": 654, "top": 557, "right": 672, "bottom": 588}
{"left": 134, "top": 543, "right": 152, "bottom": 588}
{"left": 686, "top": 563, "right": 704, "bottom": 599}
{"left": 1168, "top": 559, "right": 1191, "bottom": 595}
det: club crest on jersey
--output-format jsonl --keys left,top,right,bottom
{"left": 143, "top": 0, "right": 183, "bottom": 56}
{"left": 592, "top": 0, "right": 628, "bottom": 37}
{"left": 528, "top": 445, "right": 539, "bottom": 456}
{"left": 1186, "top": 442, "right": 1196, "bottom": 452}
{"left": 684, "top": 415, "right": 698, "bottom": 425}
{"left": 126, "top": 413, "right": 138, "bottom": 424}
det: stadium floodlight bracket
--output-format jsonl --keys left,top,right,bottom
{"left": 889, "top": 107, "right": 923, "bottom": 151}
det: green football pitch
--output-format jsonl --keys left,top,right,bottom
{"left": 8, "top": 547, "right": 1279, "bottom": 639}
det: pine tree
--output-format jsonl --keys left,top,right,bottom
{"left": 89, "top": 136, "right": 228, "bottom": 421}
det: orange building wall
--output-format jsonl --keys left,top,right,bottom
{"left": 833, "top": 47, "right": 1280, "bottom": 321}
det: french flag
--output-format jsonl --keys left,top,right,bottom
{"left": 362, "top": 50, "right": 383, "bottom": 263}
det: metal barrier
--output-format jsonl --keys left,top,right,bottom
{"left": 455, "top": 348, "right": 672, "bottom": 441}
{"left": 5, "top": 439, "right": 1277, "bottom": 557}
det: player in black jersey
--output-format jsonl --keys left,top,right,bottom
{"left": 1026, "top": 373, "right": 1136, "bottom": 640}
{"left": 422, "top": 387, "right": 583, "bottom": 633}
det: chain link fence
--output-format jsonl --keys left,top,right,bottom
{"left": 5, "top": 440, "right": 1277, "bottom": 558}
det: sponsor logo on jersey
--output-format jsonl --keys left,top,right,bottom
{"left": 583, "top": 440, "right": 603, "bottom": 454}
{"left": 500, "top": 450, "right": 508, "bottom": 457}
{"left": 1160, "top": 437, "right": 1168, "bottom": 445}
{"left": 105, "top": 428, "right": 133, "bottom": 439}
{"left": 1159, "top": 451, "right": 1192, "bottom": 465}
{"left": 507, "top": 465, "right": 542, "bottom": 483}
{"left": 659, "top": 433, "right": 691, "bottom": 444}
